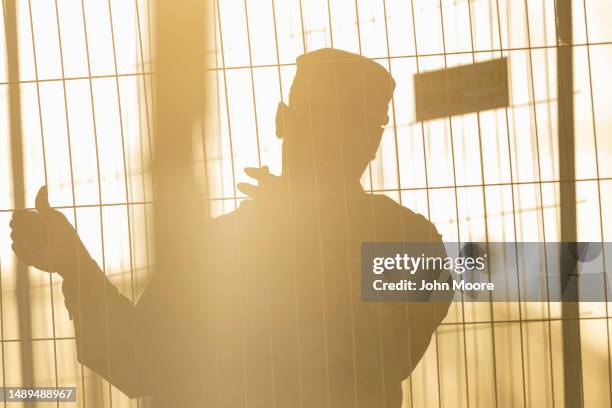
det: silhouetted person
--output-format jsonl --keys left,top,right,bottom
{"left": 10, "top": 48, "right": 451, "bottom": 407}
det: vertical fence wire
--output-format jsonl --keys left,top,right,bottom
{"left": 4, "top": 0, "right": 35, "bottom": 402}
{"left": 464, "top": 2, "right": 500, "bottom": 406}
{"left": 213, "top": 3, "right": 251, "bottom": 405}
{"left": 134, "top": 0, "right": 154, "bottom": 287}
{"left": 406, "top": 1, "right": 440, "bottom": 406}
{"left": 22, "top": 0, "right": 56, "bottom": 404}
{"left": 293, "top": 1, "right": 333, "bottom": 405}
{"left": 106, "top": 2, "right": 138, "bottom": 407}
{"left": 77, "top": 0, "right": 113, "bottom": 405}
{"left": 269, "top": 1, "right": 306, "bottom": 404}
{"left": 435, "top": 2, "right": 471, "bottom": 406}
{"left": 491, "top": 0, "right": 532, "bottom": 406}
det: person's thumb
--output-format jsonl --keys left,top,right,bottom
{"left": 35, "top": 185, "right": 52, "bottom": 217}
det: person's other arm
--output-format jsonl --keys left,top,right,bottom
{"left": 61, "top": 257, "right": 153, "bottom": 398}
{"left": 9, "top": 187, "right": 152, "bottom": 398}
{"left": 401, "top": 219, "right": 453, "bottom": 377}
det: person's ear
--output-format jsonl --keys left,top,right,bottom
{"left": 275, "top": 102, "right": 289, "bottom": 139}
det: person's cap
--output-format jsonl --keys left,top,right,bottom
{"left": 289, "top": 48, "right": 396, "bottom": 128}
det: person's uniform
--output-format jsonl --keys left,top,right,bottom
{"left": 62, "top": 187, "right": 450, "bottom": 408}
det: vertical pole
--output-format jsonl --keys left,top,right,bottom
{"left": 153, "top": 1, "right": 207, "bottom": 276}
{"left": 152, "top": 0, "right": 207, "bottom": 405}
{"left": 557, "top": 1, "right": 583, "bottom": 407}
{"left": 4, "top": 0, "right": 35, "bottom": 397}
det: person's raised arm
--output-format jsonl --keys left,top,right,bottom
{"left": 9, "top": 186, "right": 152, "bottom": 398}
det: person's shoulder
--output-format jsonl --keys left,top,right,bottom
{"left": 368, "top": 193, "right": 442, "bottom": 242}
{"left": 205, "top": 201, "right": 248, "bottom": 229}
{"left": 204, "top": 198, "right": 270, "bottom": 235}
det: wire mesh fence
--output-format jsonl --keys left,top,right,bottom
{"left": 1, "top": 0, "right": 612, "bottom": 406}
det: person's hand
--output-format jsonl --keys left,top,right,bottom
{"left": 10, "top": 186, "right": 89, "bottom": 277}
{"left": 237, "top": 166, "right": 285, "bottom": 199}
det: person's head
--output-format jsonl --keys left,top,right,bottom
{"left": 276, "top": 48, "right": 395, "bottom": 193}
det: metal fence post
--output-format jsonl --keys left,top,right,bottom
{"left": 557, "top": 1, "right": 583, "bottom": 407}
{"left": 5, "top": 0, "right": 35, "bottom": 402}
